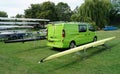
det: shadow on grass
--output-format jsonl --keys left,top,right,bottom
{"left": 51, "top": 41, "right": 120, "bottom": 71}
{"left": 50, "top": 47, "right": 68, "bottom": 52}
{"left": 51, "top": 47, "right": 106, "bottom": 71}
{"left": 15, "top": 46, "right": 49, "bottom": 54}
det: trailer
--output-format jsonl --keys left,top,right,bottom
{"left": 4, "top": 36, "right": 46, "bottom": 43}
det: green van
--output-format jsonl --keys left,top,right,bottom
{"left": 47, "top": 22, "right": 97, "bottom": 48}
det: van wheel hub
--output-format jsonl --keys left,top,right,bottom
{"left": 93, "top": 37, "right": 97, "bottom": 42}
{"left": 70, "top": 42, "right": 76, "bottom": 48}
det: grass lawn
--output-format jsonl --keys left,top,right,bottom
{"left": 0, "top": 30, "right": 120, "bottom": 74}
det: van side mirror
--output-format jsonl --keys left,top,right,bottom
{"left": 89, "top": 25, "right": 95, "bottom": 31}
{"left": 89, "top": 28, "right": 95, "bottom": 31}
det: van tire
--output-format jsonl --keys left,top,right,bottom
{"left": 69, "top": 41, "right": 76, "bottom": 49}
{"left": 93, "top": 36, "right": 97, "bottom": 42}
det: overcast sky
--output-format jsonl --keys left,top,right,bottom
{"left": 0, "top": 0, "right": 84, "bottom": 17}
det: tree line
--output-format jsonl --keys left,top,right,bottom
{"left": 24, "top": 1, "right": 72, "bottom": 21}
{"left": 0, "top": 11, "right": 8, "bottom": 17}
{"left": 0, "top": 0, "right": 119, "bottom": 29}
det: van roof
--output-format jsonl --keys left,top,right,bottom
{"left": 49, "top": 22, "right": 89, "bottom": 25}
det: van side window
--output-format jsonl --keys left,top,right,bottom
{"left": 89, "top": 25, "right": 95, "bottom": 31}
{"left": 78, "top": 25, "right": 87, "bottom": 32}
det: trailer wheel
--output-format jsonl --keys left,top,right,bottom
{"left": 69, "top": 41, "right": 76, "bottom": 49}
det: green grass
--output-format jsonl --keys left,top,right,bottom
{"left": 0, "top": 30, "right": 120, "bottom": 74}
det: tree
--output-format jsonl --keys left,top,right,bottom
{"left": 0, "top": 11, "right": 8, "bottom": 17}
{"left": 24, "top": 4, "right": 41, "bottom": 18}
{"left": 71, "top": 6, "right": 80, "bottom": 21}
{"left": 24, "top": 1, "right": 58, "bottom": 21}
{"left": 15, "top": 14, "right": 24, "bottom": 18}
{"left": 71, "top": 0, "right": 112, "bottom": 29}
{"left": 109, "top": 2, "right": 120, "bottom": 25}
{"left": 56, "top": 2, "right": 72, "bottom": 21}
{"left": 37, "top": 1, "right": 58, "bottom": 21}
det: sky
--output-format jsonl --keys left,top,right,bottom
{"left": 0, "top": 0, "right": 84, "bottom": 17}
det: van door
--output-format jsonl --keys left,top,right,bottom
{"left": 88, "top": 24, "right": 96, "bottom": 41}
{"left": 77, "top": 24, "right": 88, "bottom": 45}
{"left": 47, "top": 24, "right": 63, "bottom": 41}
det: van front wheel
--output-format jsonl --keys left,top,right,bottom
{"left": 69, "top": 42, "right": 76, "bottom": 49}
